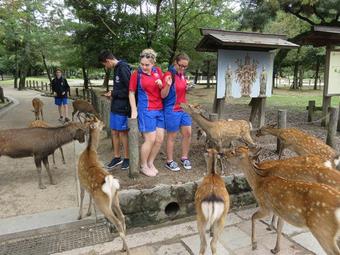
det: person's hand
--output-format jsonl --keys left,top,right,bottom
{"left": 104, "top": 91, "right": 112, "bottom": 97}
{"left": 131, "top": 111, "right": 138, "bottom": 119}
{"left": 155, "top": 79, "right": 162, "bottom": 89}
{"left": 165, "top": 75, "right": 172, "bottom": 87}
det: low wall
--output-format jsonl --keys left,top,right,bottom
{"left": 119, "top": 174, "right": 255, "bottom": 228}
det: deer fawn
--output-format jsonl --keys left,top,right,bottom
{"left": 78, "top": 116, "right": 129, "bottom": 254}
{"left": 224, "top": 146, "right": 340, "bottom": 255}
{"left": 195, "top": 148, "right": 230, "bottom": 255}
{"left": 32, "top": 98, "right": 44, "bottom": 120}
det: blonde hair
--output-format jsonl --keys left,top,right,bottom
{"left": 140, "top": 48, "right": 157, "bottom": 63}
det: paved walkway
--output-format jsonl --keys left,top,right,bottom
{"left": 56, "top": 207, "right": 324, "bottom": 255}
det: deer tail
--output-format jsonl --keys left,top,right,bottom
{"left": 201, "top": 195, "right": 225, "bottom": 229}
{"left": 102, "top": 175, "right": 120, "bottom": 207}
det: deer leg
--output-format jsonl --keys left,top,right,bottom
{"left": 42, "top": 157, "right": 56, "bottom": 185}
{"left": 86, "top": 195, "right": 92, "bottom": 217}
{"left": 266, "top": 215, "right": 277, "bottom": 231}
{"left": 197, "top": 219, "right": 207, "bottom": 255}
{"left": 78, "top": 187, "right": 85, "bottom": 220}
{"left": 59, "top": 146, "right": 65, "bottom": 164}
{"left": 271, "top": 217, "right": 283, "bottom": 254}
{"left": 310, "top": 223, "right": 340, "bottom": 255}
{"left": 34, "top": 157, "right": 46, "bottom": 189}
{"left": 112, "top": 192, "right": 127, "bottom": 233}
{"left": 52, "top": 152, "right": 57, "bottom": 168}
{"left": 210, "top": 216, "right": 225, "bottom": 255}
{"left": 251, "top": 207, "right": 270, "bottom": 250}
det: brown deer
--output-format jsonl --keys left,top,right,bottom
{"left": 256, "top": 126, "right": 339, "bottom": 168}
{"left": 195, "top": 148, "right": 229, "bottom": 255}
{"left": 77, "top": 116, "right": 129, "bottom": 254}
{"left": 29, "top": 120, "right": 66, "bottom": 166}
{"left": 224, "top": 146, "right": 340, "bottom": 255}
{"left": 0, "top": 122, "right": 87, "bottom": 189}
{"left": 32, "top": 98, "right": 44, "bottom": 120}
{"left": 254, "top": 152, "right": 340, "bottom": 231}
{"left": 72, "top": 99, "right": 99, "bottom": 123}
{"left": 181, "top": 103, "right": 255, "bottom": 150}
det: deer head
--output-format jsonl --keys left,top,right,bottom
{"left": 256, "top": 123, "right": 276, "bottom": 137}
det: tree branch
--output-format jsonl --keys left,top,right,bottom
{"left": 177, "top": 0, "right": 196, "bottom": 29}
{"left": 178, "top": 11, "right": 207, "bottom": 32}
{"left": 286, "top": 8, "right": 316, "bottom": 26}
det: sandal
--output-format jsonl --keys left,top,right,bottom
{"left": 140, "top": 166, "right": 156, "bottom": 177}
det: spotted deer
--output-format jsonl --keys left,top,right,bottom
{"left": 254, "top": 153, "right": 340, "bottom": 231}
{"left": 256, "top": 126, "right": 339, "bottom": 169}
{"left": 29, "top": 120, "right": 66, "bottom": 166}
{"left": 224, "top": 146, "right": 340, "bottom": 255}
{"left": 195, "top": 149, "right": 229, "bottom": 255}
{"left": 77, "top": 116, "right": 130, "bottom": 254}
{"left": 72, "top": 99, "right": 100, "bottom": 123}
{"left": 32, "top": 98, "right": 44, "bottom": 120}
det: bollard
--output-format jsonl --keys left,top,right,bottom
{"left": 41, "top": 81, "right": 44, "bottom": 90}
{"left": 45, "top": 82, "right": 48, "bottom": 91}
{"left": 209, "top": 113, "right": 218, "bottom": 122}
{"left": 307, "top": 100, "right": 315, "bottom": 122}
{"left": 326, "top": 107, "right": 339, "bottom": 148}
{"left": 29, "top": 80, "right": 32, "bottom": 88}
{"left": 128, "top": 118, "right": 139, "bottom": 179}
{"left": 76, "top": 88, "right": 79, "bottom": 97}
{"left": 82, "top": 89, "right": 85, "bottom": 99}
{"left": 277, "top": 110, "right": 287, "bottom": 153}
{"left": 338, "top": 103, "right": 340, "bottom": 132}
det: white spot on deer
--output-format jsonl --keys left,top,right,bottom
{"left": 323, "top": 160, "right": 332, "bottom": 168}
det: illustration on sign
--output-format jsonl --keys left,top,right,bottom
{"left": 217, "top": 49, "right": 274, "bottom": 99}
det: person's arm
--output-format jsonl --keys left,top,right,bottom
{"left": 161, "top": 73, "right": 172, "bottom": 99}
{"left": 129, "top": 91, "right": 137, "bottom": 119}
{"left": 64, "top": 78, "right": 70, "bottom": 95}
{"left": 128, "top": 71, "right": 138, "bottom": 119}
{"left": 120, "top": 64, "right": 131, "bottom": 99}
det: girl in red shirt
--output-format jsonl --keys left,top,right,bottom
{"left": 129, "top": 49, "right": 164, "bottom": 177}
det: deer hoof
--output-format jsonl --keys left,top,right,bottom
{"left": 39, "top": 184, "right": 46, "bottom": 189}
{"left": 271, "top": 248, "right": 280, "bottom": 254}
{"left": 252, "top": 242, "right": 257, "bottom": 250}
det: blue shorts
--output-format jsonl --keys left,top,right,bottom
{"left": 138, "top": 110, "right": 165, "bottom": 133}
{"left": 55, "top": 97, "right": 68, "bottom": 106}
{"left": 164, "top": 110, "right": 192, "bottom": 132}
{"left": 110, "top": 112, "right": 128, "bottom": 131}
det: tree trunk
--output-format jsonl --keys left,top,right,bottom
{"left": 298, "top": 67, "right": 304, "bottom": 89}
{"left": 194, "top": 69, "right": 199, "bottom": 84}
{"left": 82, "top": 66, "right": 89, "bottom": 90}
{"left": 103, "top": 68, "right": 111, "bottom": 92}
{"left": 314, "top": 57, "right": 320, "bottom": 90}
{"left": 291, "top": 62, "right": 299, "bottom": 89}
{"left": 42, "top": 52, "right": 52, "bottom": 83}
{"left": 206, "top": 60, "right": 211, "bottom": 88}
{"left": 14, "top": 42, "right": 18, "bottom": 89}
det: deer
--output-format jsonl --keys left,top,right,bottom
{"left": 77, "top": 116, "right": 130, "bottom": 254}
{"left": 256, "top": 126, "right": 339, "bottom": 169}
{"left": 72, "top": 99, "right": 100, "bottom": 123}
{"left": 223, "top": 146, "right": 340, "bottom": 255}
{"left": 195, "top": 148, "right": 230, "bottom": 255}
{"left": 29, "top": 120, "right": 66, "bottom": 166}
{"left": 0, "top": 122, "right": 88, "bottom": 189}
{"left": 32, "top": 97, "right": 44, "bottom": 120}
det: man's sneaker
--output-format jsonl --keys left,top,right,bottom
{"left": 58, "top": 116, "right": 63, "bottom": 122}
{"left": 165, "top": 161, "right": 180, "bottom": 172}
{"left": 181, "top": 158, "right": 192, "bottom": 170}
{"left": 121, "top": 159, "right": 129, "bottom": 170}
{"left": 64, "top": 117, "right": 70, "bottom": 123}
{"left": 106, "top": 157, "right": 123, "bottom": 170}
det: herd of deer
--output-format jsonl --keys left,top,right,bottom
{"left": 0, "top": 98, "right": 339, "bottom": 255}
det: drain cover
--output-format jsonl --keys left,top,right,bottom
{"left": 0, "top": 221, "right": 116, "bottom": 255}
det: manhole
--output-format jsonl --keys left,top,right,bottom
{"left": 165, "top": 202, "right": 180, "bottom": 218}
{"left": 0, "top": 221, "right": 116, "bottom": 255}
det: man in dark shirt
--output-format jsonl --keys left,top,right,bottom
{"left": 51, "top": 68, "right": 70, "bottom": 122}
{"left": 99, "top": 50, "right": 131, "bottom": 170}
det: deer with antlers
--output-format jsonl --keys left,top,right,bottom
{"left": 195, "top": 148, "right": 229, "bottom": 255}
{"left": 224, "top": 146, "right": 340, "bottom": 255}
{"left": 77, "top": 116, "right": 129, "bottom": 254}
